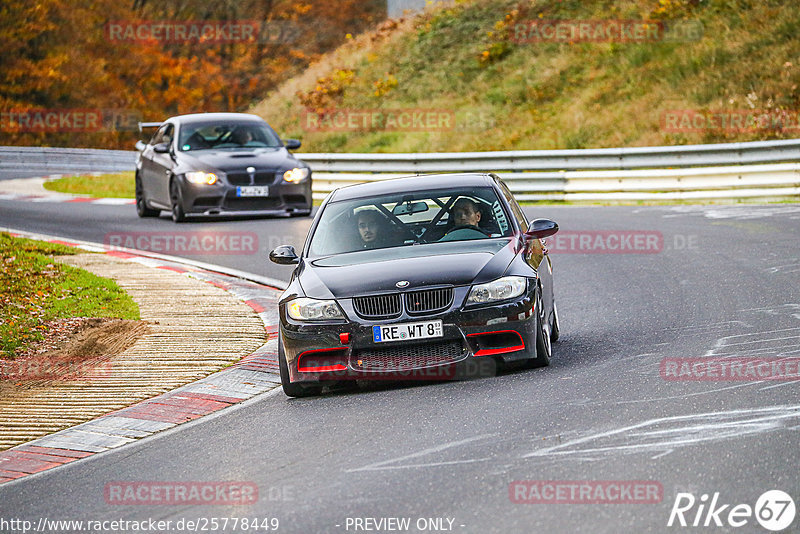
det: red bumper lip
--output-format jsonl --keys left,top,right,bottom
{"left": 293, "top": 329, "right": 527, "bottom": 377}
{"left": 297, "top": 347, "right": 348, "bottom": 373}
{"left": 466, "top": 329, "right": 525, "bottom": 356}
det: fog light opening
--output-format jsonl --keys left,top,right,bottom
{"left": 467, "top": 330, "right": 525, "bottom": 357}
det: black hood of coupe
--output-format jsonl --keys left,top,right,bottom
{"left": 298, "top": 239, "right": 520, "bottom": 299}
{"left": 176, "top": 147, "right": 300, "bottom": 173}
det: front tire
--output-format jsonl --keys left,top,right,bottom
{"left": 550, "top": 300, "right": 560, "bottom": 342}
{"left": 135, "top": 175, "right": 159, "bottom": 218}
{"left": 170, "top": 180, "right": 187, "bottom": 223}
{"left": 278, "top": 337, "right": 322, "bottom": 398}
{"left": 524, "top": 287, "right": 552, "bottom": 368}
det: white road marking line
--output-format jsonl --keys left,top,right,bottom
{"left": 346, "top": 433, "right": 498, "bottom": 473}
{"left": 759, "top": 381, "right": 800, "bottom": 391}
{"left": 613, "top": 383, "right": 754, "bottom": 405}
{"left": 523, "top": 405, "right": 800, "bottom": 460}
{"left": 650, "top": 449, "right": 673, "bottom": 460}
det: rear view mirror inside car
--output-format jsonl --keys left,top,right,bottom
{"left": 393, "top": 201, "right": 428, "bottom": 216}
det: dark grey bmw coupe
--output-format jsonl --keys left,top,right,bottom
{"left": 134, "top": 112, "right": 312, "bottom": 222}
{"left": 270, "top": 173, "right": 559, "bottom": 397}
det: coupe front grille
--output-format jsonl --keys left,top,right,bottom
{"left": 353, "top": 294, "right": 401, "bottom": 319}
{"left": 223, "top": 197, "right": 280, "bottom": 211}
{"left": 354, "top": 340, "right": 465, "bottom": 371}
{"left": 404, "top": 288, "right": 453, "bottom": 315}
{"left": 226, "top": 172, "right": 277, "bottom": 186}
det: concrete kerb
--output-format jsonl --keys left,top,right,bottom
{"left": 0, "top": 228, "right": 286, "bottom": 486}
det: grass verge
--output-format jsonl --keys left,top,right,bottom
{"left": 43, "top": 172, "right": 135, "bottom": 198}
{"left": 0, "top": 233, "right": 140, "bottom": 359}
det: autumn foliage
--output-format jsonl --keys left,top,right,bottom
{"left": 0, "top": 0, "right": 385, "bottom": 149}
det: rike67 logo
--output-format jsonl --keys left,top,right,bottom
{"left": 668, "top": 490, "right": 796, "bottom": 531}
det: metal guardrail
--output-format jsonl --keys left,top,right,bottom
{"left": 299, "top": 139, "right": 800, "bottom": 172}
{"left": 1, "top": 139, "right": 799, "bottom": 200}
{"left": 311, "top": 164, "right": 800, "bottom": 201}
{"left": 0, "top": 146, "right": 135, "bottom": 173}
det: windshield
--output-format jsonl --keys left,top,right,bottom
{"left": 308, "top": 186, "right": 514, "bottom": 258}
{"left": 178, "top": 121, "right": 282, "bottom": 151}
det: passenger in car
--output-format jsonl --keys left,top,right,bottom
{"left": 356, "top": 209, "right": 391, "bottom": 249}
{"left": 185, "top": 131, "right": 210, "bottom": 150}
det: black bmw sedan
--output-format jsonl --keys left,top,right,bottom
{"left": 134, "top": 112, "right": 312, "bottom": 222}
{"left": 270, "top": 173, "right": 560, "bottom": 397}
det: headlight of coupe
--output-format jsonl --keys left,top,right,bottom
{"left": 466, "top": 276, "right": 527, "bottom": 304}
{"left": 287, "top": 297, "right": 344, "bottom": 321}
{"left": 184, "top": 171, "right": 218, "bottom": 185}
{"left": 283, "top": 167, "right": 309, "bottom": 183}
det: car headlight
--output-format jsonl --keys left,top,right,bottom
{"left": 466, "top": 276, "right": 527, "bottom": 304}
{"left": 287, "top": 297, "right": 344, "bottom": 321}
{"left": 283, "top": 167, "right": 309, "bottom": 183}
{"left": 185, "top": 171, "right": 218, "bottom": 185}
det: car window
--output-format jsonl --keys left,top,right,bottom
{"left": 162, "top": 124, "right": 174, "bottom": 146}
{"left": 178, "top": 121, "right": 281, "bottom": 151}
{"left": 308, "top": 186, "right": 514, "bottom": 258}
{"left": 150, "top": 125, "right": 166, "bottom": 145}
{"left": 498, "top": 179, "right": 528, "bottom": 231}
{"left": 149, "top": 123, "right": 173, "bottom": 147}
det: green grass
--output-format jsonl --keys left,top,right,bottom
{"left": 252, "top": 0, "right": 800, "bottom": 153}
{"left": 44, "top": 172, "right": 135, "bottom": 198}
{"left": 0, "top": 233, "right": 140, "bottom": 359}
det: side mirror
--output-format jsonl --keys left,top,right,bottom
{"left": 153, "top": 142, "right": 171, "bottom": 154}
{"left": 135, "top": 140, "right": 146, "bottom": 152}
{"left": 525, "top": 218, "right": 558, "bottom": 239}
{"left": 284, "top": 139, "right": 301, "bottom": 150}
{"left": 269, "top": 245, "right": 300, "bottom": 265}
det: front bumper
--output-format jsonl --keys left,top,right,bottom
{"left": 280, "top": 289, "right": 538, "bottom": 384}
{"left": 178, "top": 177, "right": 312, "bottom": 215}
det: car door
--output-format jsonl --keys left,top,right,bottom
{"left": 149, "top": 123, "right": 175, "bottom": 205}
{"left": 139, "top": 127, "right": 163, "bottom": 204}
{"left": 497, "top": 179, "right": 555, "bottom": 313}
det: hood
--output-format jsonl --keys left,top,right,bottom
{"left": 175, "top": 147, "right": 300, "bottom": 173}
{"left": 298, "top": 239, "right": 518, "bottom": 299}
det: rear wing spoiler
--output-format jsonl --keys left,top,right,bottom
{"left": 138, "top": 121, "right": 162, "bottom": 132}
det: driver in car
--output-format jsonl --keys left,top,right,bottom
{"left": 231, "top": 126, "right": 255, "bottom": 146}
{"left": 439, "top": 197, "right": 488, "bottom": 241}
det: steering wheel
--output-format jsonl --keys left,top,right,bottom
{"left": 446, "top": 225, "right": 490, "bottom": 236}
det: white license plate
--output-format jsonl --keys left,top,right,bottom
{"left": 236, "top": 186, "right": 270, "bottom": 197}
{"left": 372, "top": 320, "right": 443, "bottom": 343}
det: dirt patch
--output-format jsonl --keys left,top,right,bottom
{"left": 0, "top": 317, "right": 147, "bottom": 389}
